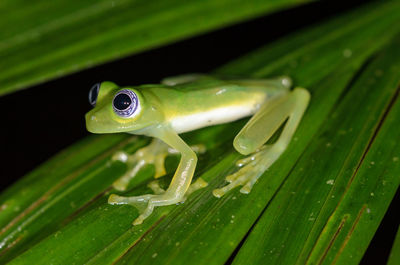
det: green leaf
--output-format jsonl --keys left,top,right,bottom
{"left": 0, "top": 0, "right": 307, "bottom": 96}
{"left": 1, "top": 1, "right": 399, "bottom": 264}
{"left": 231, "top": 37, "right": 400, "bottom": 265}
{"left": 388, "top": 223, "right": 400, "bottom": 265}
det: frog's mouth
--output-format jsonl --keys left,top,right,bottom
{"left": 85, "top": 111, "right": 124, "bottom": 134}
{"left": 85, "top": 110, "right": 144, "bottom": 134}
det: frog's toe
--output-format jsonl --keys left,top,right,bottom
{"left": 225, "top": 166, "right": 252, "bottom": 182}
{"left": 235, "top": 153, "right": 258, "bottom": 167}
{"left": 109, "top": 194, "right": 152, "bottom": 225}
{"left": 132, "top": 215, "right": 146, "bottom": 225}
{"left": 153, "top": 153, "right": 168, "bottom": 179}
{"left": 112, "top": 177, "right": 130, "bottom": 191}
{"left": 108, "top": 193, "right": 155, "bottom": 213}
{"left": 239, "top": 177, "right": 258, "bottom": 194}
{"left": 213, "top": 168, "right": 259, "bottom": 198}
{"left": 212, "top": 188, "right": 225, "bottom": 198}
{"left": 108, "top": 194, "right": 125, "bottom": 204}
{"left": 131, "top": 194, "right": 184, "bottom": 225}
{"left": 132, "top": 201, "right": 156, "bottom": 225}
{"left": 147, "top": 180, "right": 166, "bottom": 194}
{"left": 213, "top": 147, "right": 273, "bottom": 198}
{"left": 112, "top": 151, "right": 129, "bottom": 162}
{"left": 112, "top": 161, "right": 144, "bottom": 191}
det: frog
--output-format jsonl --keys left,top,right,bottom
{"left": 85, "top": 74, "right": 310, "bottom": 225}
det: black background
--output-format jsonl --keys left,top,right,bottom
{"left": 0, "top": 1, "right": 398, "bottom": 264}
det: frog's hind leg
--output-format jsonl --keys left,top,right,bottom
{"left": 213, "top": 87, "right": 310, "bottom": 197}
{"left": 161, "top": 74, "right": 206, "bottom": 86}
{"left": 230, "top": 76, "right": 292, "bottom": 91}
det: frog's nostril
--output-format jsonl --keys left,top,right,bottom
{"left": 86, "top": 114, "right": 98, "bottom": 133}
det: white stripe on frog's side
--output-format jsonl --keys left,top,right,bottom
{"left": 170, "top": 104, "right": 260, "bottom": 134}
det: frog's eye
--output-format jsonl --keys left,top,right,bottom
{"left": 113, "top": 89, "right": 139, "bottom": 117}
{"left": 88, "top": 83, "right": 100, "bottom": 107}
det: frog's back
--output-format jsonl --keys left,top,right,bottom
{"left": 148, "top": 77, "right": 286, "bottom": 133}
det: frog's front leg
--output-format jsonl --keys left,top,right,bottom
{"left": 213, "top": 87, "right": 310, "bottom": 197}
{"left": 112, "top": 139, "right": 171, "bottom": 191}
{"left": 109, "top": 126, "right": 199, "bottom": 225}
{"left": 112, "top": 138, "right": 205, "bottom": 191}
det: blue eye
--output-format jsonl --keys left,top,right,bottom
{"left": 89, "top": 83, "right": 100, "bottom": 106}
{"left": 113, "top": 89, "right": 139, "bottom": 117}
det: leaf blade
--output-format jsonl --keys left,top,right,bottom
{"left": 231, "top": 36, "right": 400, "bottom": 265}
{"left": 387, "top": 222, "right": 400, "bottom": 265}
{"left": 2, "top": 2, "right": 400, "bottom": 265}
{"left": 0, "top": 0, "right": 307, "bottom": 96}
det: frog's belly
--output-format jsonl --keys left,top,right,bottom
{"left": 170, "top": 104, "right": 259, "bottom": 134}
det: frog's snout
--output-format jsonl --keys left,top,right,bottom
{"left": 87, "top": 113, "right": 97, "bottom": 122}
{"left": 85, "top": 111, "right": 120, "bottom": 134}
{"left": 85, "top": 112, "right": 100, "bottom": 133}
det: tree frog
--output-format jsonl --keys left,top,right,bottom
{"left": 85, "top": 74, "right": 310, "bottom": 225}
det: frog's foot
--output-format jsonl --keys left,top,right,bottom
{"left": 112, "top": 140, "right": 206, "bottom": 191}
{"left": 109, "top": 193, "right": 182, "bottom": 225}
{"left": 110, "top": 177, "right": 208, "bottom": 225}
{"left": 147, "top": 177, "right": 208, "bottom": 200}
{"left": 186, "top": 177, "right": 208, "bottom": 197}
{"left": 213, "top": 145, "right": 279, "bottom": 198}
{"left": 108, "top": 193, "right": 155, "bottom": 214}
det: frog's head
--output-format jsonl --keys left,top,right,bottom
{"left": 85, "top": 81, "right": 162, "bottom": 134}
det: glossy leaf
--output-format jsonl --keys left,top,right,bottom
{"left": 0, "top": 0, "right": 307, "bottom": 96}
{"left": 387, "top": 224, "right": 400, "bottom": 265}
{"left": 1, "top": 1, "right": 400, "bottom": 265}
{"left": 231, "top": 37, "right": 400, "bottom": 265}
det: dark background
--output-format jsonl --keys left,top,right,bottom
{"left": 0, "top": 1, "right": 398, "bottom": 264}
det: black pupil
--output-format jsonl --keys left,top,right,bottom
{"left": 89, "top": 84, "right": 99, "bottom": 106}
{"left": 113, "top": 93, "right": 132, "bottom": 110}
